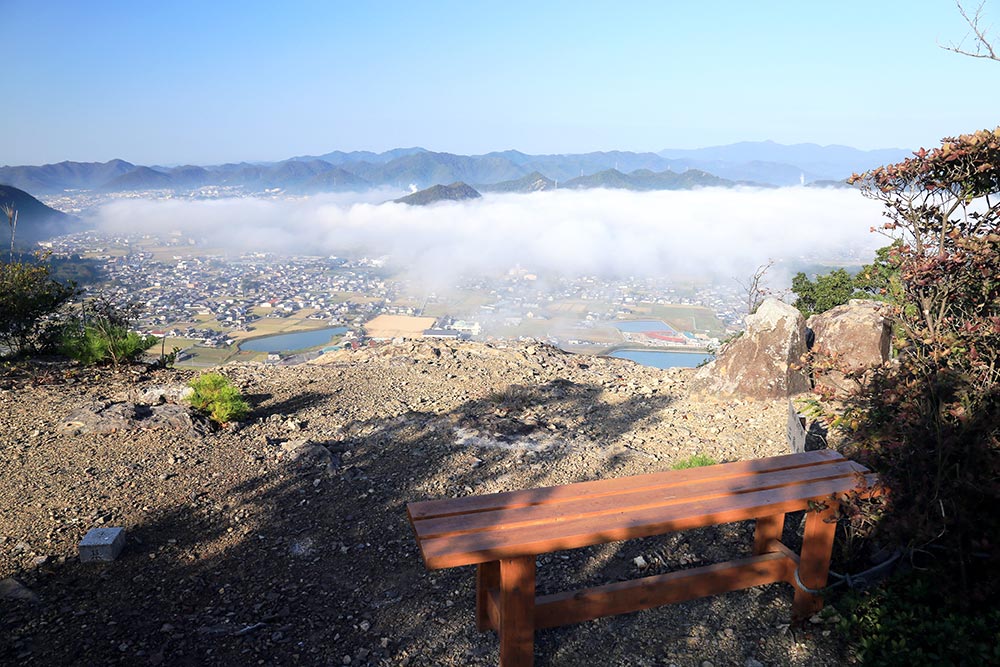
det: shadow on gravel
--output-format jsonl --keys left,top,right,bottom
{"left": 1, "top": 377, "right": 848, "bottom": 666}
{"left": 253, "top": 391, "right": 328, "bottom": 418}
{"left": 242, "top": 392, "right": 273, "bottom": 408}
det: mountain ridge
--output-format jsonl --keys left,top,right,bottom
{"left": 393, "top": 182, "right": 482, "bottom": 205}
{"left": 0, "top": 184, "right": 83, "bottom": 246}
{"left": 0, "top": 141, "right": 914, "bottom": 194}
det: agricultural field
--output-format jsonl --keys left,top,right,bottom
{"left": 364, "top": 314, "right": 436, "bottom": 338}
{"left": 644, "top": 304, "right": 725, "bottom": 337}
{"left": 546, "top": 301, "right": 592, "bottom": 315}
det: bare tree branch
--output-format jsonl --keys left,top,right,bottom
{"left": 942, "top": 1, "right": 998, "bottom": 61}
{"left": 735, "top": 259, "right": 776, "bottom": 315}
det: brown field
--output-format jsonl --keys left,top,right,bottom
{"left": 364, "top": 314, "right": 436, "bottom": 338}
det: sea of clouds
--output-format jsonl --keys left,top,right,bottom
{"left": 91, "top": 186, "right": 889, "bottom": 288}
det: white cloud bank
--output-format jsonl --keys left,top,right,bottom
{"left": 90, "top": 187, "right": 887, "bottom": 286}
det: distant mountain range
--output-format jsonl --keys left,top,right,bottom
{"left": 0, "top": 184, "right": 82, "bottom": 246}
{"left": 0, "top": 141, "right": 912, "bottom": 196}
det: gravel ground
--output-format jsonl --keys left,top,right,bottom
{"left": 1, "top": 341, "right": 855, "bottom": 666}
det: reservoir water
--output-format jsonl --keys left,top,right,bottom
{"left": 239, "top": 326, "right": 348, "bottom": 353}
{"left": 609, "top": 349, "right": 713, "bottom": 369}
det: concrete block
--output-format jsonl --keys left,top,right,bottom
{"left": 79, "top": 527, "right": 126, "bottom": 562}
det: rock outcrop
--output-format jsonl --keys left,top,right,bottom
{"left": 59, "top": 402, "right": 205, "bottom": 436}
{"left": 807, "top": 299, "right": 891, "bottom": 393}
{"left": 694, "top": 298, "right": 810, "bottom": 398}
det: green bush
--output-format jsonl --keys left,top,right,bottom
{"left": 836, "top": 129, "right": 1000, "bottom": 605}
{"left": 60, "top": 296, "right": 146, "bottom": 367}
{"left": 671, "top": 453, "right": 717, "bottom": 470}
{"left": 838, "top": 570, "right": 1000, "bottom": 665}
{"left": 61, "top": 324, "right": 156, "bottom": 366}
{"left": 0, "top": 256, "right": 78, "bottom": 356}
{"left": 186, "top": 373, "right": 250, "bottom": 424}
{"left": 791, "top": 243, "right": 902, "bottom": 318}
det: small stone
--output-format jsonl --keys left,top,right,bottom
{"left": 701, "top": 661, "right": 715, "bottom": 667}
{"left": 745, "top": 659, "right": 764, "bottom": 667}
{"left": 79, "top": 527, "right": 126, "bottom": 562}
{"left": 809, "top": 613, "right": 824, "bottom": 624}
{"left": 633, "top": 555, "right": 648, "bottom": 569}
{"left": 160, "top": 624, "right": 175, "bottom": 632}
{"left": 359, "top": 620, "right": 370, "bottom": 632}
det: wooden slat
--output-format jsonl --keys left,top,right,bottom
{"left": 534, "top": 551, "right": 795, "bottom": 629}
{"left": 408, "top": 449, "right": 844, "bottom": 521}
{"left": 413, "top": 460, "right": 864, "bottom": 541}
{"left": 419, "top": 473, "right": 878, "bottom": 568}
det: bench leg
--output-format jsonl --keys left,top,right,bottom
{"left": 499, "top": 555, "right": 535, "bottom": 667}
{"left": 476, "top": 561, "right": 500, "bottom": 631}
{"left": 792, "top": 503, "right": 837, "bottom": 621}
{"left": 753, "top": 512, "right": 785, "bottom": 554}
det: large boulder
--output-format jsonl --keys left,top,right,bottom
{"left": 694, "top": 298, "right": 810, "bottom": 398}
{"left": 807, "top": 299, "right": 891, "bottom": 394}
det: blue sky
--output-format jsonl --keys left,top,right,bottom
{"left": 4, "top": 0, "right": 998, "bottom": 165}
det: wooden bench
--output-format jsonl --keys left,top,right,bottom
{"left": 406, "top": 449, "right": 875, "bottom": 666}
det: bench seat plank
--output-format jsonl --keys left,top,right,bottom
{"left": 408, "top": 449, "right": 844, "bottom": 522}
{"left": 414, "top": 459, "right": 866, "bottom": 541}
{"left": 416, "top": 470, "right": 876, "bottom": 568}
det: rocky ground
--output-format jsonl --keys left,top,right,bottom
{"left": 1, "top": 341, "right": 853, "bottom": 666}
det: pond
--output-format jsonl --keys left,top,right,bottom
{"left": 609, "top": 349, "right": 713, "bottom": 369}
{"left": 239, "top": 326, "right": 348, "bottom": 353}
